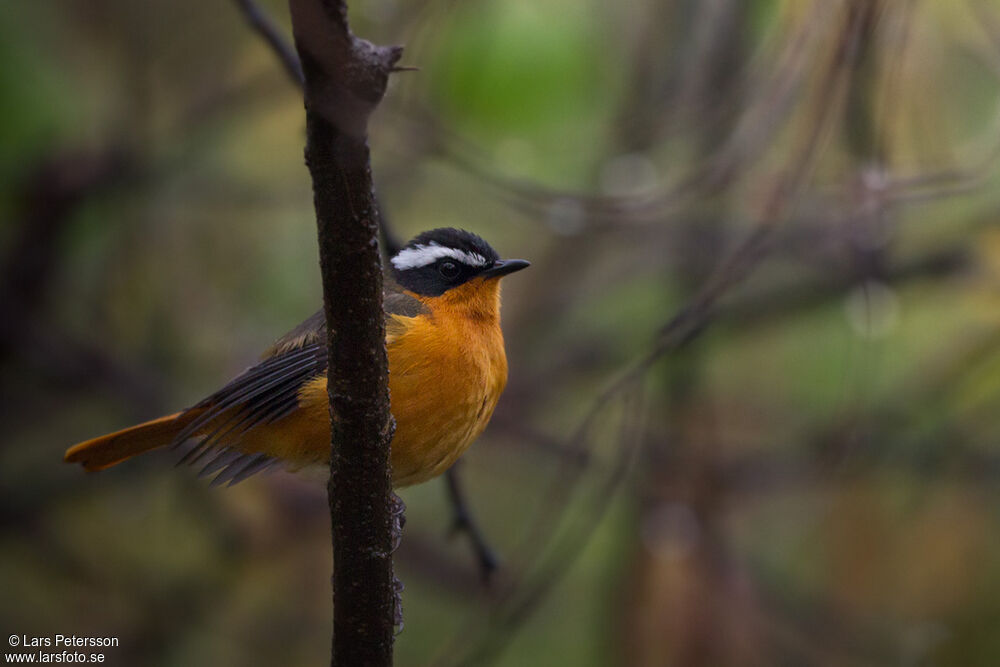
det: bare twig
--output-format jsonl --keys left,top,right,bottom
{"left": 234, "top": 0, "right": 304, "bottom": 86}
{"left": 445, "top": 465, "right": 500, "bottom": 582}
{"left": 287, "top": 0, "right": 401, "bottom": 664}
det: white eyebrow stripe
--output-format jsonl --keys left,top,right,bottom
{"left": 390, "top": 243, "right": 490, "bottom": 270}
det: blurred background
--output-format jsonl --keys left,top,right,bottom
{"left": 4, "top": 0, "right": 1000, "bottom": 665}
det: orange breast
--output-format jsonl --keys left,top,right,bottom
{"left": 250, "top": 277, "right": 508, "bottom": 487}
{"left": 383, "top": 307, "right": 507, "bottom": 486}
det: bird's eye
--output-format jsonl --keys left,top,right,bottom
{"left": 438, "top": 261, "right": 460, "bottom": 280}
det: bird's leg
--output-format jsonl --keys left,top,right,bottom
{"left": 445, "top": 465, "right": 500, "bottom": 582}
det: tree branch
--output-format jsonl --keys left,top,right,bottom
{"left": 234, "top": 0, "right": 496, "bottom": 585}
{"left": 234, "top": 0, "right": 304, "bottom": 86}
{"left": 445, "top": 465, "right": 499, "bottom": 582}
{"left": 287, "top": 0, "right": 401, "bottom": 664}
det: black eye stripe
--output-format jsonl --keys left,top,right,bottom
{"left": 391, "top": 229, "right": 502, "bottom": 296}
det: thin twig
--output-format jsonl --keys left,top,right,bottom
{"left": 234, "top": 0, "right": 304, "bottom": 86}
{"left": 445, "top": 466, "right": 500, "bottom": 582}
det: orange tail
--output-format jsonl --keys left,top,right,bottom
{"left": 65, "top": 412, "right": 194, "bottom": 472}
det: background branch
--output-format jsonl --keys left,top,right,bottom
{"left": 234, "top": 0, "right": 304, "bottom": 86}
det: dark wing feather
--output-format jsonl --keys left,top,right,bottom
{"left": 173, "top": 342, "right": 327, "bottom": 483}
{"left": 174, "top": 286, "right": 427, "bottom": 485}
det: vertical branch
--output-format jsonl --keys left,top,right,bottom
{"left": 234, "top": 0, "right": 495, "bottom": 583}
{"left": 287, "top": 1, "right": 401, "bottom": 665}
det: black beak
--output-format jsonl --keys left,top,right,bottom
{"left": 481, "top": 258, "right": 530, "bottom": 279}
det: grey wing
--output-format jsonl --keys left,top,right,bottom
{"left": 173, "top": 342, "right": 328, "bottom": 485}
{"left": 174, "top": 287, "right": 426, "bottom": 486}
{"left": 268, "top": 286, "right": 425, "bottom": 355}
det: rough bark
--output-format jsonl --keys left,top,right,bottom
{"left": 287, "top": 1, "right": 401, "bottom": 664}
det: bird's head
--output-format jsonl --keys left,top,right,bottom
{"left": 390, "top": 228, "right": 529, "bottom": 321}
{"left": 390, "top": 228, "right": 529, "bottom": 298}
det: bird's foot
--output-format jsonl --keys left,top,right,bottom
{"left": 390, "top": 492, "right": 406, "bottom": 553}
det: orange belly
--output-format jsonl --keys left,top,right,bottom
{"left": 234, "top": 302, "right": 508, "bottom": 487}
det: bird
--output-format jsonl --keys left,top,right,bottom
{"left": 65, "top": 228, "right": 529, "bottom": 488}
